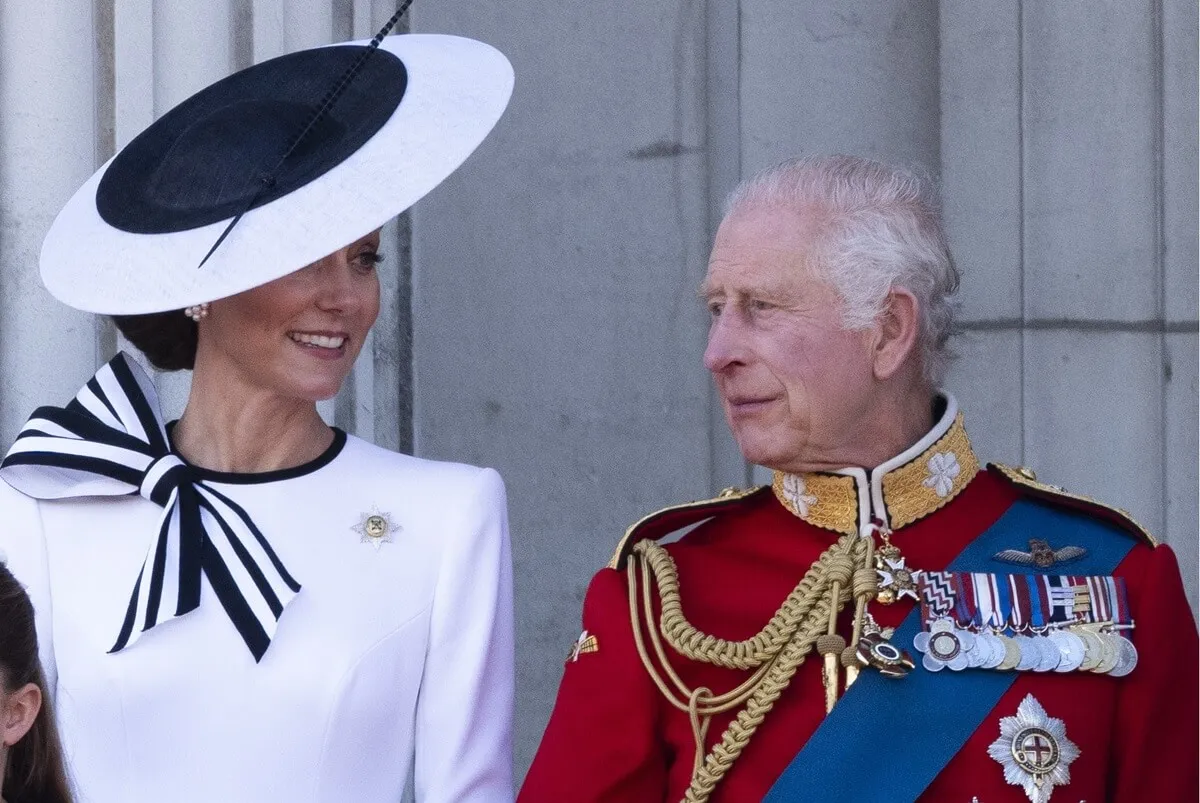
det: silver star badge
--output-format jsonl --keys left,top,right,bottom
{"left": 351, "top": 507, "right": 400, "bottom": 551}
{"left": 987, "top": 694, "right": 1080, "bottom": 803}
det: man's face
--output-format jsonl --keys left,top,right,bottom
{"left": 702, "top": 205, "right": 878, "bottom": 473}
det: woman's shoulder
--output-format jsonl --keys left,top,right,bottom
{"left": 336, "top": 434, "right": 504, "bottom": 496}
{"left": 0, "top": 476, "right": 42, "bottom": 515}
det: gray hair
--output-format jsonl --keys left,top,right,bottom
{"left": 724, "top": 155, "right": 960, "bottom": 384}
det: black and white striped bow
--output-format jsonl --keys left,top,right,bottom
{"left": 0, "top": 353, "right": 300, "bottom": 661}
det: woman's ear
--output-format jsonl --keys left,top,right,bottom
{"left": 870, "top": 287, "right": 921, "bottom": 381}
{"left": 1, "top": 682, "right": 41, "bottom": 748}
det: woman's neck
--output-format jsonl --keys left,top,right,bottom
{"left": 172, "top": 367, "right": 334, "bottom": 475}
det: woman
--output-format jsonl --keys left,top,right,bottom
{"left": 0, "top": 557, "right": 73, "bottom": 803}
{"left": 0, "top": 24, "right": 514, "bottom": 803}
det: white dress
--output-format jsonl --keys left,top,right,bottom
{"left": 0, "top": 430, "right": 514, "bottom": 803}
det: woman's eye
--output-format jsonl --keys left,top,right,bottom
{"left": 354, "top": 252, "right": 384, "bottom": 271}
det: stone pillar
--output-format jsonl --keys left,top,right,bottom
{"left": 413, "top": 3, "right": 711, "bottom": 775}
{"left": 0, "top": 0, "right": 102, "bottom": 442}
{"left": 739, "top": 0, "right": 941, "bottom": 174}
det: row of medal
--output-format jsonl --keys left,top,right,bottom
{"left": 911, "top": 570, "right": 1138, "bottom": 677}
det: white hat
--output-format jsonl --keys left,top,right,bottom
{"left": 40, "top": 33, "right": 513, "bottom": 314}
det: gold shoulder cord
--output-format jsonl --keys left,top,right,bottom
{"left": 627, "top": 531, "right": 878, "bottom": 802}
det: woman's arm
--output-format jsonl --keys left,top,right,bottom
{"left": 414, "top": 467, "right": 514, "bottom": 802}
{"left": 0, "top": 480, "right": 57, "bottom": 692}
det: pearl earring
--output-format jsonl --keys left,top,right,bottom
{"left": 184, "top": 303, "right": 210, "bottom": 322}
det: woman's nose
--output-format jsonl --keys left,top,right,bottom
{"left": 313, "top": 258, "right": 361, "bottom": 313}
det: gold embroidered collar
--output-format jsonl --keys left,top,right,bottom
{"left": 771, "top": 394, "right": 979, "bottom": 534}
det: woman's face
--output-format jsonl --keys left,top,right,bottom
{"left": 197, "top": 230, "right": 383, "bottom": 401}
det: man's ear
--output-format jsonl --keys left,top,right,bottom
{"left": 1, "top": 682, "right": 42, "bottom": 749}
{"left": 871, "top": 287, "right": 921, "bottom": 381}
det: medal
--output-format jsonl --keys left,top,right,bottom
{"left": 1047, "top": 630, "right": 1085, "bottom": 673}
{"left": 913, "top": 618, "right": 975, "bottom": 672}
{"left": 874, "top": 530, "right": 920, "bottom": 604}
{"left": 987, "top": 694, "right": 1080, "bottom": 803}
{"left": 978, "top": 632, "right": 1006, "bottom": 669}
{"left": 1014, "top": 635, "right": 1040, "bottom": 672}
{"left": 855, "top": 613, "right": 916, "bottom": 678}
{"left": 1093, "top": 631, "right": 1121, "bottom": 674}
{"left": 914, "top": 569, "right": 1137, "bottom": 676}
{"left": 1108, "top": 634, "right": 1138, "bottom": 677}
{"left": 1076, "top": 629, "right": 1104, "bottom": 671}
{"left": 996, "top": 634, "right": 1022, "bottom": 671}
{"left": 857, "top": 632, "right": 916, "bottom": 677}
{"left": 1035, "top": 635, "right": 1062, "bottom": 672}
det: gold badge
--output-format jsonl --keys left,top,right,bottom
{"left": 566, "top": 629, "right": 599, "bottom": 663}
{"left": 993, "top": 539, "right": 1088, "bottom": 569}
{"left": 352, "top": 507, "right": 399, "bottom": 551}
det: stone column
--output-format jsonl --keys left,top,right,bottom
{"left": 0, "top": 0, "right": 102, "bottom": 442}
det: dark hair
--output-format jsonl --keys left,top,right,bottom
{"left": 112, "top": 312, "right": 198, "bottom": 371}
{"left": 0, "top": 563, "right": 74, "bottom": 803}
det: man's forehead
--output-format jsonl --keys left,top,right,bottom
{"left": 703, "top": 225, "right": 820, "bottom": 295}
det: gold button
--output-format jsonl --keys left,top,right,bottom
{"left": 364, "top": 515, "right": 387, "bottom": 538}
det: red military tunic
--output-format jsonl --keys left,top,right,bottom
{"left": 520, "top": 402, "right": 1198, "bottom": 803}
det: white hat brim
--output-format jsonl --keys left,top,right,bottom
{"left": 40, "top": 34, "right": 513, "bottom": 315}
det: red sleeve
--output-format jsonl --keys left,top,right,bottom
{"left": 1111, "top": 544, "right": 1199, "bottom": 802}
{"left": 518, "top": 566, "right": 667, "bottom": 802}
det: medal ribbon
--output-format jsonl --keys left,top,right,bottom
{"left": 952, "top": 572, "right": 976, "bottom": 628}
{"left": 1044, "top": 575, "right": 1076, "bottom": 624}
{"left": 918, "top": 570, "right": 956, "bottom": 625}
{"left": 1024, "top": 573, "right": 1047, "bottom": 629}
{"left": 1111, "top": 577, "right": 1131, "bottom": 627}
{"left": 972, "top": 573, "right": 1003, "bottom": 630}
{"left": 1089, "top": 575, "right": 1111, "bottom": 621}
{"left": 993, "top": 571, "right": 1013, "bottom": 630}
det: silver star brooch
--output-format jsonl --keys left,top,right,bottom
{"left": 351, "top": 507, "right": 400, "bottom": 551}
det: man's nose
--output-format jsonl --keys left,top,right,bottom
{"left": 703, "top": 313, "right": 745, "bottom": 373}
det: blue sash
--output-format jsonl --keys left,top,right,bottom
{"left": 764, "top": 499, "right": 1138, "bottom": 802}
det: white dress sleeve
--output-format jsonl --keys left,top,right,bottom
{"left": 414, "top": 467, "right": 514, "bottom": 803}
{"left": 0, "top": 480, "right": 57, "bottom": 693}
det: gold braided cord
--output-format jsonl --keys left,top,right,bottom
{"left": 640, "top": 539, "right": 857, "bottom": 671}
{"left": 637, "top": 557, "right": 774, "bottom": 711}
{"left": 843, "top": 533, "right": 879, "bottom": 687}
{"left": 627, "top": 534, "right": 867, "bottom": 803}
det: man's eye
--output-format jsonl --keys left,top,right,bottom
{"left": 707, "top": 301, "right": 724, "bottom": 317}
{"left": 749, "top": 299, "right": 773, "bottom": 311}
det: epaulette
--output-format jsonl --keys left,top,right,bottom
{"left": 606, "top": 485, "right": 770, "bottom": 570}
{"left": 988, "top": 463, "right": 1157, "bottom": 548}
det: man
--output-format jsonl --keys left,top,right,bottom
{"left": 519, "top": 155, "right": 1198, "bottom": 802}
